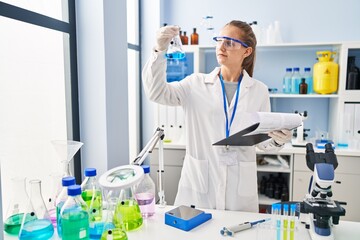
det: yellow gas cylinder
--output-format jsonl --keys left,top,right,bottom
{"left": 313, "top": 51, "right": 339, "bottom": 94}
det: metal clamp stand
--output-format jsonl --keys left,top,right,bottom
{"left": 132, "top": 127, "right": 166, "bottom": 207}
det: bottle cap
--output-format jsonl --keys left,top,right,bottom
{"left": 293, "top": 67, "right": 300, "bottom": 71}
{"left": 301, "top": 78, "right": 306, "bottom": 83}
{"left": 286, "top": 68, "right": 292, "bottom": 72}
{"left": 85, "top": 168, "right": 97, "bottom": 177}
{"left": 142, "top": 165, "right": 150, "bottom": 174}
{"left": 67, "top": 185, "right": 81, "bottom": 196}
{"left": 304, "top": 67, "right": 311, "bottom": 71}
{"left": 62, "top": 176, "right": 76, "bottom": 187}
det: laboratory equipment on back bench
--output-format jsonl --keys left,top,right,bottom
{"left": 292, "top": 111, "right": 310, "bottom": 147}
{"left": 99, "top": 128, "right": 167, "bottom": 207}
{"left": 299, "top": 143, "right": 346, "bottom": 240}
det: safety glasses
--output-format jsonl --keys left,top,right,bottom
{"left": 213, "top": 36, "right": 249, "bottom": 50}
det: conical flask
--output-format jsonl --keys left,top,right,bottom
{"left": 101, "top": 194, "right": 127, "bottom": 240}
{"left": 46, "top": 172, "right": 63, "bottom": 228}
{"left": 4, "top": 177, "right": 35, "bottom": 236}
{"left": 51, "top": 140, "right": 83, "bottom": 177}
{"left": 165, "top": 34, "right": 185, "bottom": 60}
{"left": 19, "top": 179, "right": 54, "bottom": 239}
{"left": 114, "top": 187, "right": 143, "bottom": 231}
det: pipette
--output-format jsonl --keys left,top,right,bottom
{"left": 220, "top": 218, "right": 270, "bottom": 236}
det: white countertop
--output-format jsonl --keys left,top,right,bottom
{"left": 4, "top": 205, "right": 360, "bottom": 240}
{"left": 161, "top": 142, "right": 360, "bottom": 157}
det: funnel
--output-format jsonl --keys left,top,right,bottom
{"left": 51, "top": 140, "right": 83, "bottom": 177}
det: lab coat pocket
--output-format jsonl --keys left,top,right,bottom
{"left": 181, "top": 154, "right": 209, "bottom": 194}
{"left": 237, "top": 161, "right": 257, "bottom": 197}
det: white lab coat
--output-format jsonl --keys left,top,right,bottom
{"left": 142, "top": 50, "right": 282, "bottom": 212}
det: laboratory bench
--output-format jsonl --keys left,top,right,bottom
{"left": 5, "top": 205, "right": 358, "bottom": 239}
{"left": 150, "top": 143, "right": 360, "bottom": 221}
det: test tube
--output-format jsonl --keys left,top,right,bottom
{"left": 290, "top": 204, "right": 296, "bottom": 240}
{"left": 283, "top": 204, "right": 289, "bottom": 240}
{"left": 276, "top": 204, "right": 281, "bottom": 240}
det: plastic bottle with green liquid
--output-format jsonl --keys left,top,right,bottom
{"left": 60, "top": 185, "right": 89, "bottom": 240}
{"left": 81, "top": 168, "right": 103, "bottom": 239}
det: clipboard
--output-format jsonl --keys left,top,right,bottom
{"left": 213, "top": 123, "right": 271, "bottom": 146}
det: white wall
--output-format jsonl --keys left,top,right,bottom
{"left": 76, "top": 0, "right": 129, "bottom": 177}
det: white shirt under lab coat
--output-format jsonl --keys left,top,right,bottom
{"left": 142, "top": 50, "right": 282, "bottom": 212}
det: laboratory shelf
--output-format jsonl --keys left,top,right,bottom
{"left": 257, "top": 165, "right": 291, "bottom": 173}
{"left": 258, "top": 194, "right": 279, "bottom": 205}
{"left": 269, "top": 93, "right": 339, "bottom": 98}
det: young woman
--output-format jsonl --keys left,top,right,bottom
{"left": 142, "top": 20, "right": 291, "bottom": 212}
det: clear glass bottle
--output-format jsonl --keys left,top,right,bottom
{"left": 114, "top": 187, "right": 143, "bottom": 231}
{"left": 299, "top": 78, "right": 308, "bottom": 94}
{"left": 56, "top": 176, "right": 76, "bottom": 237}
{"left": 303, "top": 67, "right": 313, "bottom": 93}
{"left": 19, "top": 179, "right": 54, "bottom": 240}
{"left": 81, "top": 168, "right": 103, "bottom": 222}
{"left": 135, "top": 165, "right": 156, "bottom": 218}
{"left": 291, "top": 67, "right": 301, "bottom": 94}
{"left": 282, "top": 68, "right": 293, "bottom": 93}
{"left": 190, "top": 28, "right": 199, "bottom": 45}
{"left": 81, "top": 168, "right": 103, "bottom": 239}
{"left": 4, "top": 177, "right": 33, "bottom": 236}
{"left": 60, "top": 185, "right": 89, "bottom": 240}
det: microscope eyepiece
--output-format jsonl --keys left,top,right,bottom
{"left": 325, "top": 143, "right": 334, "bottom": 153}
{"left": 306, "top": 143, "right": 314, "bottom": 153}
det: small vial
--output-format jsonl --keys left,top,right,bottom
{"left": 299, "top": 78, "right": 308, "bottom": 94}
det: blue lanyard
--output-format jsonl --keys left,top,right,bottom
{"left": 219, "top": 73, "right": 243, "bottom": 138}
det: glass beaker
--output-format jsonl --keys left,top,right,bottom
{"left": 165, "top": 34, "right": 185, "bottom": 60}
{"left": 113, "top": 187, "right": 143, "bottom": 231}
{"left": 101, "top": 196, "right": 127, "bottom": 240}
{"left": 51, "top": 140, "right": 83, "bottom": 177}
{"left": 19, "top": 179, "right": 54, "bottom": 240}
{"left": 4, "top": 177, "right": 34, "bottom": 236}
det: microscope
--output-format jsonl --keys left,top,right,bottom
{"left": 299, "top": 143, "right": 346, "bottom": 240}
{"left": 292, "top": 111, "right": 310, "bottom": 147}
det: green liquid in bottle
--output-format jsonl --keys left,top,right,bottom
{"left": 61, "top": 209, "right": 89, "bottom": 240}
{"left": 82, "top": 189, "right": 103, "bottom": 222}
{"left": 114, "top": 200, "right": 143, "bottom": 231}
{"left": 101, "top": 228, "right": 128, "bottom": 240}
{"left": 4, "top": 213, "right": 37, "bottom": 235}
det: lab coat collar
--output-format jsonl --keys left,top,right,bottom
{"left": 205, "top": 67, "right": 255, "bottom": 89}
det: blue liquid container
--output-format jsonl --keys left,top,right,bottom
{"left": 165, "top": 51, "right": 186, "bottom": 60}
{"left": 60, "top": 185, "right": 89, "bottom": 240}
{"left": 282, "top": 68, "right": 293, "bottom": 93}
{"left": 291, "top": 67, "right": 301, "bottom": 94}
{"left": 89, "top": 222, "right": 104, "bottom": 239}
{"left": 57, "top": 176, "right": 76, "bottom": 237}
{"left": 19, "top": 219, "right": 54, "bottom": 240}
{"left": 303, "top": 67, "right": 313, "bottom": 94}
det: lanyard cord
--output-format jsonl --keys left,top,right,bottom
{"left": 219, "top": 72, "right": 243, "bottom": 138}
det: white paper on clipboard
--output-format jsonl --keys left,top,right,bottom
{"left": 243, "top": 112, "right": 303, "bottom": 136}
